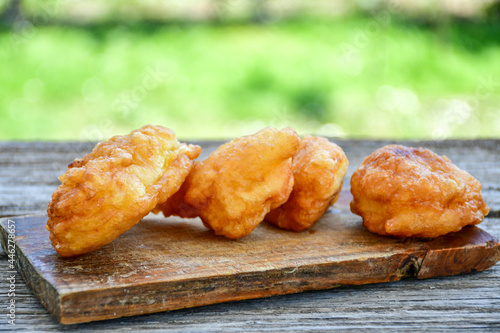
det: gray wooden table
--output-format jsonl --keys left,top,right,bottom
{"left": 0, "top": 139, "right": 499, "bottom": 332}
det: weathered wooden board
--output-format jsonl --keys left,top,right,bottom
{"left": 0, "top": 140, "right": 499, "bottom": 331}
{"left": 1, "top": 190, "right": 499, "bottom": 325}
{"left": 2, "top": 140, "right": 500, "bottom": 218}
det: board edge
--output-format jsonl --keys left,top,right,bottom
{"left": 0, "top": 215, "right": 63, "bottom": 323}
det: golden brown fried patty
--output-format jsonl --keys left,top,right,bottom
{"left": 266, "top": 136, "right": 348, "bottom": 232}
{"left": 47, "top": 125, "right": 201, "bottom": 256}
{"left": 350, "top": 145, "right": 489, "bottom": 238}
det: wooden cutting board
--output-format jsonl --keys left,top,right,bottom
{"left": 1, "top": 192, "right": 499, "bottom": 325}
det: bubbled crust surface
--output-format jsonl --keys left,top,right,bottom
{"left": 170, "top": 127, "right": 300, "bottom": 239}
{"left": 266, "top": 136, "right": 349, "bottom": 232}
{"left": 350, "top": 145, "right": 489, "bottom": 238}
{"left": 47, "top": 125, "right": 201, "bottom": 257}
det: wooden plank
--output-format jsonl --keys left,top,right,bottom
{"left": 0, "top": 228, "right": 498, "bottom": 331}
{"left": 1, "top": 139, "right": 499, "bottom": 331}
{"left": 1, "top": 139, "right": 499, "bottom": 218}
{"left": 1, "top": 193, "right": 498, "bottom": 325}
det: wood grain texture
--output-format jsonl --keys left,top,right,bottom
{"left": 1, "top": 139, "right": 499, "bottom": 218}
{"left": 1, "top": 204, "right": 498, "bottom": 325}
{"left": 0, "top": 139, "right": 499, "bottom": 331}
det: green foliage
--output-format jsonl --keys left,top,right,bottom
{"left": 1, "top": 15, "right": 499, "bottom": 140}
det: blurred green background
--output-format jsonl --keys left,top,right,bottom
{"left": 1, "top": 0, "right": 499, "bottom": 141}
